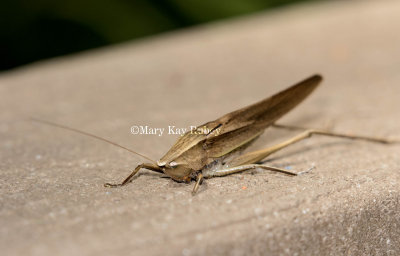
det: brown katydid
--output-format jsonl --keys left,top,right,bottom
{"left": 32, "top": 74, "right": 397, "bottom": 195}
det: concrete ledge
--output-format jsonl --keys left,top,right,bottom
{"left": 1, "top": 0, "right": 400, "bottom": 255}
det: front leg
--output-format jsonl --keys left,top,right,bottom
{"left": 104, "top": 163, "right": 163, "bottom": 187}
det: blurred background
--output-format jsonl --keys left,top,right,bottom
{"left": 1, "top": 0, "right": 322, "bottom": 71}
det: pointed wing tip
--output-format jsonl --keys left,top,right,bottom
{"left": 297, "top": 74, "right": 323, "bottom": 89}
{"left": 310, "top": 74, "right": 323, "bottom": 83}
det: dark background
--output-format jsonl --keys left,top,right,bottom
{"left": 1, "top": 0, "right": 321, "bottom": 71}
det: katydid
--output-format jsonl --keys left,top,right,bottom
{"left": 32, "top": 74, "right": 397, "bottom": 195}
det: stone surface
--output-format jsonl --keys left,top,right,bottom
{"left": 1, "top": 0, "right": 400, "bottom": 255}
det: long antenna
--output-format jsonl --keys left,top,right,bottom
{"left": 30, "top": 117, "right": 157, "bottom": 164}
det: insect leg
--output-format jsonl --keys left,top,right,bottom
{"left": 228, "top": 126, "right": 397, "bottom": 167}
{"left": 273, "top": 124, "right": 396, "bottom": 144}
{"left": 104, "top": 163, "right": 163, "bottom": 187}
{"left": 192, "top": 173, "right": 204, "bottom": 195}
{"left": 227, "top": 130, "right": 319, "bottom": 166}
{"left": 203, "top": 164, "right": 301, "bottom": 178}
